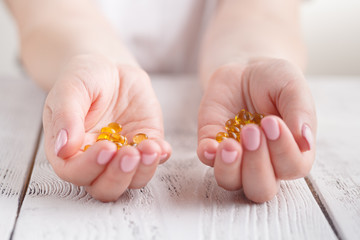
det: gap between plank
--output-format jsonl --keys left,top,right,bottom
{"left": 304, "top": 177, "right": 341, "bottom": 240}
{"left": 9, "top": 124, "right": 43, "bottom": 240}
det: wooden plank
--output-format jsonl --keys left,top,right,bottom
{"left": 0, "top": 76, "right": 44, "bottom": 239}
{"left": 308, "top": 77, "right": 360, "bottom": 240}
{"left": 13, "top": 76, "right": 336, "bottom": 239}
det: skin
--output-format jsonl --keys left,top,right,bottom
{"left": 6, "top": 0, "right": 316, "bottom": 203}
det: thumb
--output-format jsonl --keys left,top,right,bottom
{"left": 277, "top": 74, "right": 317, "bottom": 152}
{"left": 43, "top": 79, "right": 90, "bottom": 160}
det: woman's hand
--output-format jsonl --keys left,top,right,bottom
{"left": 197, "top": 58, "right": 317, "bottom": 203}
{"left": 43, "top": 54, "right": 171, "bottom": 202}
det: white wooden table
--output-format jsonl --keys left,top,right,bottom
{"left": 0, "top": 75, "right": 359, "bottom": 240}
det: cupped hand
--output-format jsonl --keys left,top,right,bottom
{"left": 43, "top": 54, "right": 171, "bottom": 202}
{"left": 197, "top": 58, "right": 317, "bottom": 203}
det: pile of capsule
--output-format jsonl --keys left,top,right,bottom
{"left": 83, "top": 122, "right": 148, "bottom": 151}
{"left": 215, "top": 109, "right": 264, "bottom": 143}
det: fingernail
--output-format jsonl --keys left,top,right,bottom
{"left": 97, "top": 150, "right": 116, "bottom": 165}
{"left": 160, "top": 153, "right": 168, "bottom": 161}
{"left": 120, "top": 155, "right": 140, "bottom": 173}
{"left": 221, "top": 149, "right": 237, "bottom": 163}
{"left": 55, "top": 129, "right": 68, "bottom": 156}
{"left": 204, "top": 151, "right": 215, "bottom": 161}
{"left": 142, "top": 153, "right": 158, "bottom": 165}
{"left": 302, "top": 124, "right": 313, "bottom": 151}
{"left": 262, "top": 117, "right": 280, "bottom": 141}
{"left": 242, "top": 126, "right": 261, "bottom": 151}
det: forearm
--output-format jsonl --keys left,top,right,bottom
{"left": 6, "top": 0, "right": 137, "bottom": 90}
{"left": 199, "top": 0, "right": 306, "bottom": 86}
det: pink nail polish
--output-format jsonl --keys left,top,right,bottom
{"left": 262, "top": 117, "right": 280, "bottom": 141}
{"left": 302, "top": 124, "right": 313, "bottom": 151}
{"left": 242, "top": 126, "right": 261, "bottom": 151}
{"left": 204, "top": 151, "right": 215, "bottom": 161}
{"left": 55, "top": 129, "right": 68, "bottom": 156}
{"left": 97, "top": 150, "right": 115, "bottom": 165}
{"left": 221, "top": 149, "right": 237, "bottom": 163}
{"left": 120, "top": 155, "right": 140, "bottom": 173}
{"left": 142, "top": 153, "right": 158, "bottom": 165}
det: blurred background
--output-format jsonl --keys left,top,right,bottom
{"left": 0, "top": 0, "right": 359, "bottom": 77}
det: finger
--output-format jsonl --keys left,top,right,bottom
{"left": 197, "top": 138, "right": 219, "bottom": 167}
{"left": 86, "top": 146, "right": 141, "bottom": 202}
{"left": 45, "top": 140, "right": 117, "bottom": 186}
{"left": 43, "top": 78, "right": 90, "bottom": 160}
{"left": 241, "top": 124, "right": 279, "bottom": 203}
{"left": 274, "top": 62, "right": 317, "bottom": 152}
{"left": 153, "top": 139, "right": 172, "bottom": 164}
{"left": 261, "top": 116, "right": 315, "bottom": 180}
{"left": 214, "top": 138, "right": 243, "bottom": 191}
{"left": 128, "top": 140, "right": 161, "bottom": 189}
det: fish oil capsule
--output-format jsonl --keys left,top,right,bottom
{"left": 225, "top": 119, "right": 237, "bottom": 130}
{"left": 110, "top": 133, "right": 128, "bottom": 145}
{"left": 115, "top": 142, "right": 123, "bottom": 150}
{"left": 83, "top": 145, "right": 91, "bottom": 151}
{"left": 132, "top": 133, "right": 148, "bottom": 144}
{"left": 215, "top": 132, "right": 228, "bottom": 142}
{"left": 236, "top": 109, "right": 253, "bottom": 124}
{"left": 108, "top": 122, "right": 122, "bottom": 133}
{"left": 253, "top": 113, "right": 264, "bottom": 124}
{"left": 228, "top": 131, "right": 237, "bottom": 140}
{"left": 101, "top": 127, "right": 116, "bottom": 134}
{"left": 97, "top": 132, "right": 110, "bottom": 141}
{"left": 129, "top": 142, "right": 137, "bottom": 147}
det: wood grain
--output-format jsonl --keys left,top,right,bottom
{"left": 309, "top": 77, "right": 360, "bottom": 240}
{"left": 0, "top": 76, "right": 44, "bottom": 239}
{"left": 13, "top": 76, "right": 336, "bottom": 239}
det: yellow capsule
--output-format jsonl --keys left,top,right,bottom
{"left": 115, "top": 142, "right": 123, "bottom": 150}
{"left": 228, "top": 131, "right": 237, "bottom": 139}
{"left": 132, "top": 133, "right": 148, "bottom": 144}
{"left": 225, "top": 119, "right": 236, "bottom": 129}
{"left": 110, "top": 133, "right": 128, "bottom": 145}
{"left": 108, "top": 122, "right": 122, "bottom": 133}
{"left": 83, "top": 145, "right": 91, "bottom": 151}
{"left": 235, "top": 109, "right": 253, "bottom": 124}
{"left": 215, "top": 132, "right": 228, "bottom": 142}
{"left": 101, "top": 127, "right": 116, "bottom": 134}
{"left": 253, "top": 113, "right": 264, "bottom": 124}
{"left": 97, "top": 132, "right": 110, "bottom": 141}
{"left": 129, "top": 142, "right": 137, "bottom": 147}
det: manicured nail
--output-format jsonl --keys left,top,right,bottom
{"left": 160, "top": 153, "right": 168, "bottom": 161}
{"left": 55, "top": 129, "right": 68, "bottom": 156}
{"left": 120, "top": 155, "right": 140, "bottom": 173}
{"left": 97, "top": 150, "right": 116, "bottom": 165}
{"left": 204, "top": 151, "right": 215, "bottom": 161}
{"left": 142, "top": 153, "right": 158, "bottom": 165}
{"left": 242, "top": 126, "right": 261, "bottom": 151}
{"left": 221, "top": 149, "right": 237, "bottom": 164}
{"left": 302, "top": 124, "right": 313, "bottom": 151}
{"left": 262, "top": 117, "right": 280, "bottom": 141}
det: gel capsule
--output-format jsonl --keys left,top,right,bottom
{"left": 253, "top": 113, "right": 264, "bottom": 124}
{"left": 110, "top": 133, "right": 128, "bottom": 145}
{"left": 101, "top": 127, "right": 116, "bottom": 134}
{"left": 132, "top": 133, "right": 148, "bottom": 144}
{"left": 97, "top": 132, "right": 110, "bottom": 141}
{"left": 108, "top": 122, "right": 122, "bottom": 133}
{"left": 236, "top": 109, "right": 253, "bottom": 124}
{"left": 215, "top": 132, "right": 228, "bottom": 142}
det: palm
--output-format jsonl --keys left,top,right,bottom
{"left": 81, "top": 66, "right": 164, "bottom": 148}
